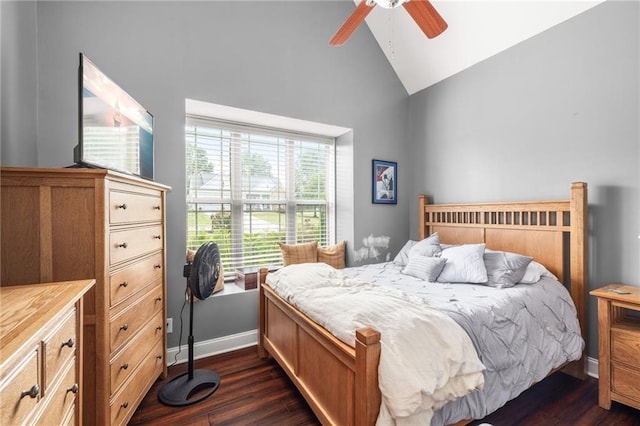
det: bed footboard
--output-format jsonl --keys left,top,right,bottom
{"left": 258, "top": 268, "right": 381, "bottom": 425}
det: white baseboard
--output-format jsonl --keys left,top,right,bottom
{"left": 586, "top": 356, "right": 599, "bottom": 379}
{"left": 166, "top": 329, "right": 258, "bottom": 366}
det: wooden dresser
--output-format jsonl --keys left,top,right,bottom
{"left": 590, "top": 284, "right": 640, "bottom": 411}
{"left": 0, "top": 167, "right": 171, "bottom": 425}
{"left": 0, "top": 280, "right": 94, "bottom": 425}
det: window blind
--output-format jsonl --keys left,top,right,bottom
{"left": 186, "top": 115, "right": 335, "bottom": 277}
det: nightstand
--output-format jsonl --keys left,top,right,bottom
{"left": 590, "top": 284, "right": 640, "bottom": 410}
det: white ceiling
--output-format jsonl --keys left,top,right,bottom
{"left": 354, "top": 0, "right": 606, "bottom": 95}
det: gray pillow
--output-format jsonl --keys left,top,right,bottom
{"left": 484, "top": 250, "right": 533, "bottom": 288}
{"left": 408, "top": 232, "right": 442, "bottom": 259}
{"left": 393, "top": 240, "right": 417, "bottom": 266}
{"left": 402, "top": 255, "right": 447, "bottom": 282}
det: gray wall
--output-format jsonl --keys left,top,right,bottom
{"left": 3, "top": 0, "right": 636, "bottom": 360}
{"left": 1, "top": 0, "right": 38, "bottom": 165}
{"left": 0, "top": 1, "right": 411, "bottom": 347}
{"left": 408, "top": 0, "right": 640, "bottom": 358}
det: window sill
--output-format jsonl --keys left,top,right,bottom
{"left": 208, "top": 282, "right": 257, "bottom": 298}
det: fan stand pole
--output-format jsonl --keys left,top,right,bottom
{"left": 188, "top": 289, "right": 195, "bottom": 381}
{"left": 158, "top": 291, "right": 221, "bottom": 406}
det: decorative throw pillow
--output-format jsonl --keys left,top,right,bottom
{"left": 437, "top": 243, "right": 488, "bottom": 284}
{"left": 279, "top": 241, "right": 318, "bottom": 266}
{"left": 484, "top": 250, "right": 533, "bottom": 288}
{"left": 519, "top": 261, "right": 558, "bottom": 284}
{"left": 402, "top": 255, "right": 447, "bottom": 282}
{"left": 408, "top": 232, "right": 441, "bottom": 259}
{"left": 393, "top": 240, "right": 417, "bottom": 266}
{"left": 318, "top": 241, "right": 346, "bottom": 269}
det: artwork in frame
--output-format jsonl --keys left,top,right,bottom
{"left": 372, "top": 159, "right": 397, "bottom": 204}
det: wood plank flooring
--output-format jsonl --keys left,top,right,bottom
{"left": 129, "top": 346, "right": 640, "bottom": 425}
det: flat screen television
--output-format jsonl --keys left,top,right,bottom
{"left": 74, "top": 53, "right": 154, "bottom": 180}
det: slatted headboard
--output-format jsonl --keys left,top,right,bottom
{"left": 418, "top": 182, "right": 588, "bottom": 378}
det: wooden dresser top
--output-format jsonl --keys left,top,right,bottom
{"left": 0, "top": 280, "right": 95, "bottom": 367}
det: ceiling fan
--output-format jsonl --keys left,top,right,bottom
{"left": 329, "top": 0, "right": 448, "bottom": 46}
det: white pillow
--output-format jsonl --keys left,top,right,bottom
{"left": 393, "top": 240, "right": 417, "bottom": 266}
{"left": 402, "top": 256, "right": 447, "bottom": 281}
{"left": 519, "top": 261, "right": 558, "bottom": 284}
{"left": 408, "top": 232, "right": 441, "bottom": 259}
{"left": 437, "top": 243, "right": 488, "bottom": 284}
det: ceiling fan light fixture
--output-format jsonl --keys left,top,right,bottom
{"left": 371, "top": 0, "right": 407, "bottom": 9}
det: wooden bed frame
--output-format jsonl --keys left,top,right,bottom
{"left": 258, "top": 182, "right": 588, "bottom": 425}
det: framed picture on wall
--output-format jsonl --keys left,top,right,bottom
{"left": 372, "top": 159, "right": 397, "bottom": 204}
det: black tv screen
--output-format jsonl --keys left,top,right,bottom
{"left": 75, "top": 53, "right": 154, "bottom": 180}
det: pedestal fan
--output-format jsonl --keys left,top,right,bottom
{"left": 158, "top": 241, "right": 223, "bottom": 406}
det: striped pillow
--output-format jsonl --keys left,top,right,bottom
{"left": 318, "top": 241, "right": 346, "bottom": 269}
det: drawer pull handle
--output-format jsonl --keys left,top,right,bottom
{"left": 153, "top": 205, "right": 161, "bottom": 210}
{"left": 120, "top": 281, "right": 128, "bottom": 288}
{"left": 116, "top": 203, "right": 128, "bottom": 210}
{"left": 20, "top": 384, "right": 40, "bottom": 399}
{"left": 155, "top": 296, "right": 162, "bottom": 302}
{"left": 121, "top": 363, "right": 129, "bottom": 370}
{"left": 120, "top": 324, "right": 129, "bottom": 331}
{"left": 153, "top": 235, "right": 162, "bottom": 240}
{"left": 118, "top": 242, "right": 128, "bottom": 249}
{"left": 154, "top": 264, "right": 162, "bottom": 269}
{"left": 61, "top": 338, "right": 75, "bottom": 348}
{"left": 121, "top": 401, "right": 129, "bottom": 409}
{"left": 66, "top": 384, "right": 79, "bottom": 394}
{"left": 156, "top": 326, "right": 162, "bottom": 331}
{"left": 156, "top": 355, "right": 163, "bottom": 360}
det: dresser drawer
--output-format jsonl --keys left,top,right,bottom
{"left": 109, "top": 225, "right": 164, "bottom": 266}
{"left": 110, "top": 283, "right": 163, "bottom": 352}
{"left": 109, "top": 252, "right": 164, "bottom": 308}
{"left": 612, "top": 328, "right": 640, "bottom": 367}
{"left": 42, "top": 308, "right": 77, "bottom": 392}
{"left": 110, "top": 339, "right": 164, "bottom": 426}
{"left": 35, "top": 358, "right": 77, "bottom": 424}
{"left": 110, "top": 189, "right": 162, "bottom": 225}
{"left": 0, "top": 348, "right": 40, "bottom": 425}
{"left": 110, "top": 311, "right": 164, "bottom": 394}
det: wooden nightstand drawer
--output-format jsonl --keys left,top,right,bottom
{"left": 611, "top": 363, "right": 640, "bottom": 404}
{"left": 109, "top": 189, "right": 162, "bottom": 225}
{"left": 611, "top": 328, "right": 640, "bottom": 366}
{"left": 42, "top": 308, "right": 77, "bottom": 392}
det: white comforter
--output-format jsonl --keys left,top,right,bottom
{"left": 265, "top": 263, "right": 486, "bottom": 425}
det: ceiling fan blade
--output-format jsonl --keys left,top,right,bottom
{"left": 329, "top": 1, "right": 376, "bottom": 46}
{"left": 403, "top": 0, "right": 448, "bottom": 39}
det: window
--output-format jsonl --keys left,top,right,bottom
{"left": 186, "top": 115, "right": 335, "bottom": 277}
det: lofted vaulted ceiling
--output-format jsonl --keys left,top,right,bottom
{"left": 342, "top": 0, "right": 605, "bottom": 95}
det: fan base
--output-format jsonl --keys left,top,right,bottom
{"left": 158, "top": 369, "right": 220, "bottom": 407}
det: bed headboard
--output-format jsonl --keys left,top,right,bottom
{"left": 418, "top": 182, "right": 588, "bottom": 377}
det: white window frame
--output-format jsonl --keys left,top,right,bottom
{"left": 185, "top": 111, "right": 337, "bottom": 276}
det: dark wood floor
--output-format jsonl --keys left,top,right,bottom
{"left": 130, "top": 346, "right": 640, "bottom": 425}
